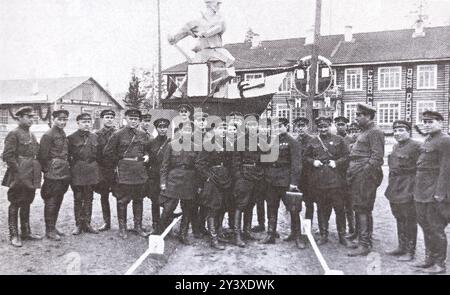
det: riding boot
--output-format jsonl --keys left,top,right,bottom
{"left": 83, "top": 197, "right": 99, "bottom": 234}
{"left": 336, "top": 209, "right": 347, "bottom": 246}
{"left": 19, "top": 205, "right": 42, "bottom": 240}
{"left": 284, "top": 210, "right": 297, "bottom": 242}
{"left": 398, "top": 220, "right": 417, "bottom": 262}
{"left": 242, "top": 207, "right": 258, "bottom": 241}
{"left": 198, "top": 206, "right": 209, "bottom": 236}
{"left": 178, "top": 214, "right": 191, "bottom": 245}
{"left": 317, "top": 208, "right": 329, "bottom": 245}
{"left": 261, "top": 207, "right": 277, "bottom": 244}
{"left": 347, "top": 212, "right": 371, "bottom": 257}
{"left": 98, "top": 193, "right": 111, "bottom": 231}
{"left": 8, "top": 204, "right": 22, "bottom": 247}
{"left": 234, "top": 210, "right": 245, "bottom": 247}
{"left": 207, "top": 215, "right": 225, "bottom": 250}
{"left": 252, "top": 201, "right": 265, "bottom": 232}
{"left": 132, "top": 200, "right": 149, "bottom": 237}
{"left": 292, "top": 212, "right": 305, "bottom": 249}
{"left": 346, "top": 206, "right": 355, "bottom": 235}
{"left": 385, "top": 220, "right": 406, "bottom": 255}
{"left": 346, "top": 211, "right": 358, "bottom": 240}
{"left": 44, "top": 198, "right": 61, "bottom": 241}
{"left": 72, "top": 195, "right": 83, "bottom": 235}
{"left": 117, "top": 202, "right": 128, "bottom": 239}
{"left": 151, "top": 199, "right": 160, "bottom": 232}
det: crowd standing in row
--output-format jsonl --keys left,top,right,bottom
{"left": 2, "top": 103, "right": 449, "bottom": 274}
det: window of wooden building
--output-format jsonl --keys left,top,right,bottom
{"left": 344, "top": 68, "right": 362, "bottom": 91}
{"left": 378, "top": 66, "right": 401, "bottom": 90}
{"left": 278, "top": 72, "right": 293, "bottom": 93}
{"left": 0, "top": 109, "right": 8, "bottom": 124}
{"left": 276, "top": 104, "right": 290, "bottom": 120}
{"left": 344, "top": 102, "right": 358, "bottom": 123}
{"left": 377, "top": 101, "right": 400, "bottom": 125}
{"left": 416, "top": 100, "right": 437, "bottom": 124}
{"left": 417, "top": 65, "right": 437, "bottom": 89}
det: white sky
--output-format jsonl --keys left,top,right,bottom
{"left": 1, "top": 0, "right": 449, "bottom": 94}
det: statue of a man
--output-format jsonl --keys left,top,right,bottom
{"left": 168, "top": 0, "right": 236, "bottom": 97}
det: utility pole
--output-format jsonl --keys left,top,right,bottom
{"left": 157, "top": 0, "right": 162, "bottom": 107}
{"left": 307, "top": 0, "right": 322, "bottom": 129}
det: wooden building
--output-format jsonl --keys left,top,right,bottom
{"left": 0, "top": 76, "right": 123, "bottom": 136}
{"left": 163, "top": 25, "right": 450, "bottom": 133}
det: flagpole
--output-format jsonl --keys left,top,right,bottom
{"left": 157, "top": 0, "right": 162, "bottom": 107}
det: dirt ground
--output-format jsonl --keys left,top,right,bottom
{"left": 0, "top": 164, "right": 449, "bottom": 275}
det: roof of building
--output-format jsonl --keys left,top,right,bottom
{"left": 0, "top": 76, "right": 123, "bottom": 108}
{"left": 163, "top": 25, "right": 450, "bottom": 74}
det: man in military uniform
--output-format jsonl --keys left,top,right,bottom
{"left": 191, "top": 111, "right": 210, "bottom": 238}
{"left": 141, "top": 113, "right": 153, "bottom": 140}
{"left": 334, "top": 116, "right": 357, "bottom": 239}
{"left": 146, "top": 118, "right": 171, "bottom": 232}
{"left": 68, "top": 113, "right": 100, "bottom": 235}
{"left": 232, "top": 113, "right": 265, "bottom": 247}
{"left": 103, "top": 109, "right": 149, "bottom": 239}
{"left": 261, "top": 117, "right": 302, "bottom": 245}
{"left": 384, "top": 120, "right": 420, "bottom": 262}
{"left": 293, "top": 117, "right": 315, "bottom": 225}
{"left": 196, "top": 121, "right": 235, "bottom": 250}
{"left": 412, "top": 111, "right": 450, "bottom": 274}
{"left": 94, "top": 109, "right": 117, "bottom": 231}
{"left": 347, "top": 103, "right": 385, "bottom": 256}
{"left": 304, "top": 117, "right": 349, "bottom": 246}
{"left": 158, "top": 122, "right": 199, "bottom": 244}
{"left": 2, "top": 106, "right": 42, "bottom": 247}
{"left": 38, "top": 109, "right": 71, "bottom": 241}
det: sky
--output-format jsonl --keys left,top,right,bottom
{"left": 1, "top": 0, "right": 449, "bottom": 94}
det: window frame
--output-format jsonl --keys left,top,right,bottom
{"left": 276, "top": 103, "right": 290, "bottom": 120}
{"left": 278, "top": 71, "right": 293, "bottom": 93}
{"left": 344, "top": 102, "right": 358, "bottom": 123}
{"left": 0, "top": 109, "right": 9, "bottom": 124}
{"left": 417, "top": 65, "right": 438, "bottom": 90}
{"left": 376, "top": 101, "right": 401, "bottom": 125}
{"left": 344, "top": 68, "right": 363, "bottom": 91}
{"left": 378, "top": 66, "right": 402, "bottom": 90}
{"left": 416, "top": 100, "right": 437, "bottom": 124}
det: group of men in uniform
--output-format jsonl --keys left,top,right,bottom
{"left": 2, "top": 102, "right": 449, "bottom": 274}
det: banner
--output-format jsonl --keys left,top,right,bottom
{"left": 405, "top": 66, "right": 414, "bottom": 122}
{"left": 366, "top": 68, "right": 374, "bottom": 106}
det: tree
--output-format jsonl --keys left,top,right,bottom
{"left": 134, "top": 66, "right": 167, "bottom": 110}
{"left": 123, "top": 73, "right": 146, "bottom": 109}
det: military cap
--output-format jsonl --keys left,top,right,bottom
{"left": 422, "top": 110, "right": 444, "bottom": 121}
{"left": 153, "top": 118, "right": 170, "bottom": 128}
{"left": 334, "top": 116, "right": 349, "bottom": 124}
{"left": 141, "top": 112, "right": 153, "bottom": 121}
{"left": 125, "top": 108, "right": 142, "bottom": 118}
{"left": 15, "top": 106, "right": 34, "bottom": 117}
{"left": 356, "top": 103, "right": 377, "bottom": 114}
{"left": 392, "top": 120, "right": 412, "bottom": 130}
{"left": 100, "top": 109, "right": 115, "bottom": 118}
{"left": 244, "top": 113, "right": 259, "bottom": 121}
{"left": 315, "top": 116, "right": 332, "bottom": 127}
{"left": 52, "top": 109, "right": 69, "bottom": 118}
{"left": 177, "top": 104, "right": 193, "bottom": 113}
{"left": 293, "top": 117, "right": 309, "bottom": 126}
{"left": 76, "top": 113, "right": 92, "bottom": 121}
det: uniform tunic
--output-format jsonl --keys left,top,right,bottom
{"left": 145, "top": 135, "right": 170, "bottom": 199}
{"left": 38, "top": 126, "right": 71, "bottom": 200}
{"left": 94, "top": 126, "right": 116, "bottom": 194}
{"left": 233, "top": 133, "right": 266, "bottom": 210}
{"left": 2, "top": 125, "right": 41, "bottom": 204}
{"left": 103, "top": 126, "right": 148, "bottom": 200}
{"left": 385, "top": 139, "right": 421, "bottom": 204}
{"left": 196, "top": 137, "right": 236, "bottom": 210}
{"left": 347, "top": 122, "right": 385, "bottom": 212}
{"left": 304, "top": 133, "right": 349, "bottom": 189}
{"left": 68, "top": 130, "right": 100, "bottom": 187}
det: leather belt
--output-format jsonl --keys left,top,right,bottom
{"left": 122, "top": 157, "right": 141, "bottom": 162}
{"left": 243, "top": 162, "right": 258, "bottom": 167}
